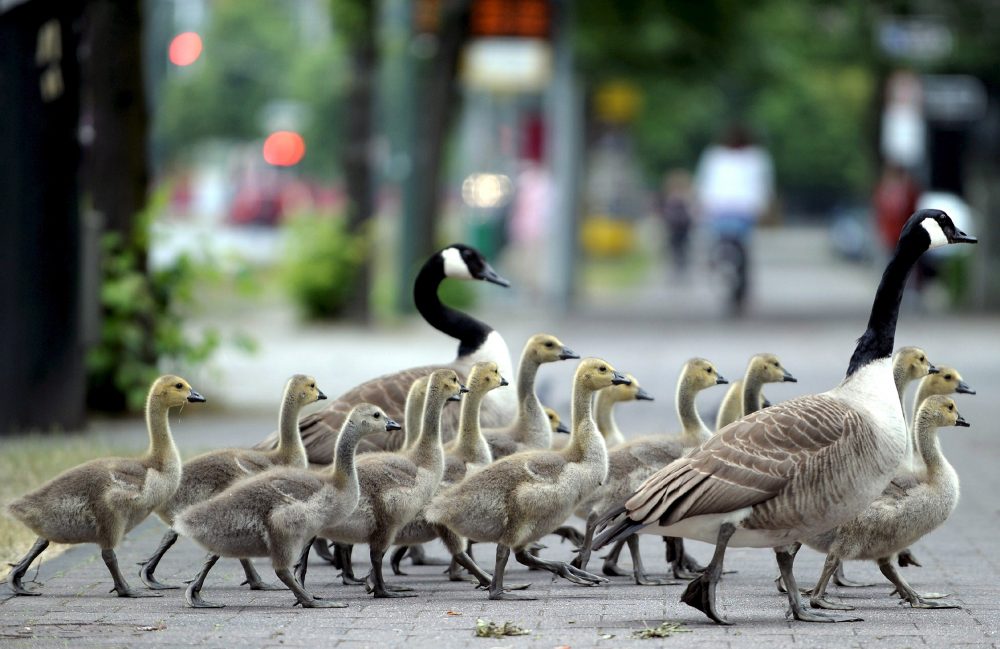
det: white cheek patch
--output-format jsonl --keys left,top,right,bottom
{"left": 440, "top": 247, "right": 473, "bottom": 279}
{"left": 921, "top": 219, "right": 949, "bottom": 250}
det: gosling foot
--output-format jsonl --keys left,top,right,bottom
{"left": 810, "top": 595, "right": 857, "bottom": 611}
{"left": 184, "top": 584, "right": 224, "bottom": 608}
{"left": 137, "top": 562, "right": 179, "bottom": 590}
{"left": 897, "top": 548, "right": 922, "bottom": 568}
{"left": 786, "top": 606, "right": 863, "bottom": 623}
{"left": 601, "top": 561, "right": 629, "bottom": 578}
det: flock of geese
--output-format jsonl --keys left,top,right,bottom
{"left": 5, "top": 209, "right": 980, "bottom": 624}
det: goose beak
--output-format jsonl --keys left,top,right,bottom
{"left": 316, "top": 390, "right": 327, "bottom": 401}
{"left": 611, "top": 371, "right": 631, "bottom": 386}
{"left": 956, "top": 380, "right": 976, "bottom": 395}
{"left": 955, "top": 413, "right": 970, "bottom": 427}
{"left": 559, "top": 346, "right": 580, "bottom": 360}
{"left": 459, "top": 384, "right": 470, "bottom": 394}
{"left": 385, "top": 417, "right": 402, "bottom": 431}
{"left": 927, "top": 364, "right": 940, "bottom": 374}
{"left": 187, "top": 389, "right": 206, "bottom": 403}
{"left": 477, "top": 264, "right": 511, "bottom": 287}
{"left": 447, "top": 393, "right": 463, "bottom": 402}
{"left": 948, "top": 228, "right": 977, "bottom": 244}
{"left": 716, "top": 374, "right": 729, "bottom": 385}
{"left": 782, "top": 369, "right": 797, "bottom": 383}
{"left": 635, "top": 387, "right": 654, "bottom": 401}
{"left": 499, "top": 376, "right": 509, "bottom": 387}
{"left": 762, "top": 397, "right": 773, "bottom": 408}
{"left": 555, "top": 422, "right": 570, "bottom": 434}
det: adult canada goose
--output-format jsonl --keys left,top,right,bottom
{"left": 803, "top": 395, "right": 967, "bottom": 612}
{"left": 573, "top": 360, "right": 727, "bottom": 583}
{"left": 254, "top": 244, "right": 513, "bottom": 461}
{"left": 138, "top": 375, "right": 325, "bottom": 592}
{"left": 315, "top": 369, "right": 463, "bottom": 597}
{"left": 715, "top": 354, "right": 796, "bottom": 430}
{"left": 482, "top": 334, "right": 578, "bottom": 459}
{"left": 174, "top": 404, "right": 397, "bottom": 608}
{"left": 6, "top": 376, "right": 204, "bottom": 597}
{"left": 592, "top": 209, "right": 976, "bottom": 624}
{"left": 426, "top": 358, "right": 630, "bottom": 600}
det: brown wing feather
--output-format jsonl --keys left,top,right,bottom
{"left": 627, "top": 395, "right": 864, "bottom": 527}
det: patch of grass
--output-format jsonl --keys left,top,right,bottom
{"left": 580, "top": 249, "right": 653, "bottom": 290}
{"left": 474, "top": 619, "right": 530, "bottom": 638}
{"left": 0, "top": 433, "right": 142, "bottom": 566}
{"left": 631, "top": 621, "right": 690, "bottom": 639}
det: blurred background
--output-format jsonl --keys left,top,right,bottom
{"left": 1, "top": 0, "right": 999, "bottom": 431}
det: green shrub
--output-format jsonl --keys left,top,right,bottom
{"left": 280, "top": 212, "right": 367, "bottom": 319}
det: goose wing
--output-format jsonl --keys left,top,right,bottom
{"left": 623, "top": 394, "right": 860, "bottom": 527}
{"left": 104, "top": 459, "right": 151, "bottom": 505}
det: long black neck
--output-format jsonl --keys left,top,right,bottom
{"left": 413, "top": 258, "right": 492, "bottom": 358}
{"left": 846, "top": 240, "right": 923, "bottom": 377}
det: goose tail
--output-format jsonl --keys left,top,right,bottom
{"left": 591, "top": 504, "right": 646, "bottom": 550}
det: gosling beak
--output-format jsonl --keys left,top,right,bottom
{"left": 927, "top": 364, "right": 940, "bottom": 374}
{"left": 187, "top": 389, "right": 206, "bottom": 403}
{"left": 716, "top": 374, "right": 729, "bottom": 385}
{"left": 317, "top": 390, "right": 327, "bottom": 401}
{"left": 385, "top": 417, "right": 402, "bottom": 431}
{"left": 782, "top": 369, "right": 797, "bottom": 383}
{"left": 459, "top": 384, "right": 470, "bottom": 394}
{"left": 762, "top": 397, "right": 773, "bottom": 408}
{"left": 956, "top": 380, "right": 976, "bottom": 395}
{"left": 635, "top": 387, "right": 654, "bottom": 401}
{"left": 611, "top": 371, "right": 631, "bottom": 386}
{"left": 948, "top": 228, "right": 978, "bottom": 244}
{"left": 500, "top": 376, "right": 509, "bottom": 387}
{"left": 447, "top": 393, "right": 463, "bottom": 402}
{"left": 477, "top": 263, "right": 511, "bottom": 287}
{"left": 555, "top": 422, "right": 570, "bottom": 434}
{"left": 559, "top": 346, "right": 580, "bottom": 360}
{"left": 955, "top": 413, "right": 970, "bottom": 427}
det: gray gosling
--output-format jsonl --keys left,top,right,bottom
{"left": 715, "top": 353, "right": 796, "bottom": 430}
{"left": 573, "top": 360, "right": 727, "bottom": 583}
{"left": 906, "top": 365, "right": 975, "bottom": 476}
{"left": 482, "top": 333, "right": 578, "bottom": 459}
{"left": 594, "top": 373, "right": 655, "bottom": 448}
{"left": 6, "top": 375, "right": 204, "bottom": 597}
{"left": 174, "top": 404, "right": 396, "bottom": 608}
{"left": 426, "top": 357, "right": 630, "bottom": 600}
{"left": 138, "top": 374, "right": 324, "bottom": 593}
{"left": 803, "top": 395, "right": 967, "bottom": 612}
{"left": 317, "top": 369, "right": 463, "bottom": 597}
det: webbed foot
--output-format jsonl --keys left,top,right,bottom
{"left": 897, "top": 548, "right": 922, "bottom": 568}
{"left": 785, "top": 607, "right": 862, "bottom": 623}
{"left": 809, "top": 595, "right": 857, "bottom": 611}
{"left": 137, "top": 562, "right": 179, "bottom": 590}
{"left": 681, "top": 573, "right": 730, "bottom": 624}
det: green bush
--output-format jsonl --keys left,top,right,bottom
{"left": 280, "top": 213, "right": 367, "bottom": 319}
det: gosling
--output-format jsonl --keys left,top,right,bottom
{"left": 715, "top": 352, "right": 796, "bottom": 430}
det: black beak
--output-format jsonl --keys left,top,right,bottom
{"left": 716, "top": 374, "right": 729, "bottom": 385}
{"left": 459, "top": 384, "right": 469, "bottom": 394}
{"left": 956, "top": 380, "right": 976, "bottom": 395}
{"left": 635, "top": 387, "right": 654, "bottom": 401}
{"left": 955, "top": 413, "right": 970, "bottom": 427}
{"left": 187, "top": 389, "right": 206, "bottom": 403}
{"left": 762, "top": 397, "right": 773, "bottom": 408}
{"left": 385, "top": 417, "right": 401, "bottom": 431}
{"left": 559, "top": 346, "right": 580, "bottom": 360}
{"left": 948, "top": 228, "right": 978, "bottom": 244}
{"left": 499, "top": 376, "right": 509, "bottom": 387}
{"left": 317, "top": 390, "right": 327, "bottom": 400}
{"left": 782, "top": 369, "right": 797, "bottom": 383}
{"left": 477, "top": 263, "right": 511, "bottom": 287}
{"left": 447, "top": 393, "right": 462, "bottom": 402}
{"left": 555, "top": 422, "right": 570, "bottom": 434}
{"left": 611, "top": 371, "right": 631, "bottom": 386}
{"left": 927, "top": 364, "right": 940, "bottom": 374}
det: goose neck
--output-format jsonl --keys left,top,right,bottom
{"left": 413, "top": 261, "right": 491, "bottom": 358}
{"left": 914, "top": 416, "right": 947, "bottom": 481}
{"left": 570, "top": 383, "right": 605, "bottom": 455}
{"left": 594, "top": 390, "right": 624, "bottom": 447}
{"left": 410, "top": 386, "right": 447, "bottom": 468}
{"left": 741, "top": 372, "right": 764, "bottom": 417}
{"left": 456, "top": 389, "right": 490, "bottom": 458}
{"left": 327, "top": 421, "right": 362, "bottom": 490}
{"left": 402, "top": 388, "right": 426, "bottom": 450}
{"left": 676, "top": 380, "right": 710, "bottom": 446}
{"left": 145, "top": 398, "right": 180, "bottom": 470}
{"left": 512, "top": 355, "right": 548, "bottom": 446}
{"left": 275, "top": 390, "right": 307, "bottom": 467}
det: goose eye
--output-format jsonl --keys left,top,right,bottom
{"left": 944, "top": 374, "right": 952, "bottom": 380}
{"left": 310, "top": 383, "right": 315, "bottom": 389}
{"left": 599, "top": 366, "right": 607, "bottom": 373}
{"left": 544, "top": 342, "right": 554, "bottom": 348}
{"left": 947, "top": 404, "right": 954, "bottom": 411}
{"left": 373, "top": 412, "right": 381, "bottom": 419}
{"left": 175, "top": 382, "right": 183, "bottom": 389}
{"left": 919, "top": 356, "right": 925, "bottom": 362}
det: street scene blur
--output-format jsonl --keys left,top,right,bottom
{"left": 2, "top": 1, "right": 1000, "bottom": 647}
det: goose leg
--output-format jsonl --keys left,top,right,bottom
{"left": 101, "top": 548, "right": 160, "bottom": 598}
{"left": 335, "top": 544, "right": 366, "bottom": 586}
{"left": 137, "top": 530, "right": 180, "bottom": 589}
{"left": 897, "top": 547, "right": 922, "bottom": 567}
{"left": 774, "top": 542, "right": 803, "bottom": 593}
{"left": 681, "top": 523, "right": 735, "bottom": 624}
{"left": 601, "top": 539, "right": 629, "bottom": 576}
{"left": 628, "top": 535, "right": 678, "bottom": 586}
{"left": 390, "top": 546, "right": 410, "bottom": 575}
{"left": 6, "top": 537, "right": 49, "bottom": 596}
{"left": 487, "top": 545, "right": 535, "bottom": 601}
{"left": 810, "top": 555, "right": 856, "bottom": 610}
{"left": 775, "top": 546, "right": 862, "bottom": 623}
{"left": 241, "top": 559, "right": 283, "bottom": 591}
{"left": 832, "top": 562, "right": 877, "bottom": 588}
{"left": 666, "top": 537, "right": 705, "bottom": 580}
{"left": 293, "top": 538, "right": 314, "bottom": 587}
{"left": 877, "top": 558, "right": 958, "bottom": 608}
{"left": 366, "top": 546, "right": 417, "bottom": 598}
{"left": 513, "top": 548, "right": 608, "bottom": 586}
{"left": 184, "top": 554, "right": 224, "bottom": 607}
{"left": 313, "top": 538, "right": 338, "bottom": 565}
{"left": 552, "top": 525, "right": 585, "bottom": 547}
{"left": 570, "top": 512, "right": 598, "bottom": 571}
{"left": 275, "top": 568, "right": 346, "bottom": 608}
{"left": 405, "top": 544, "right": 450, "bottom": 566}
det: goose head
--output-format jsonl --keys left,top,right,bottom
{"left": 349, "top": 403, "right": 401, "bottom": 435}
{"left": 428, "top": 368, "right": 466, "bottom": 403}
{"left": 286, "top": 374, "right": 327, "bottom": 405}
{"left": 577, "top": 358, "right": 630, "bottom": 392}
{"left": 918, "top": 365, "right": 976, "bottom": 396}
{"left": 893, "top": 346, "right": 937, "bottom": 382}
{"left": 901, "top": 209, "right": 977, "bottom": 251}
{"left": 682, "top": 357, "right": 728, "bottom": 391}
{"left": 438, "top": 244, "right": 510, "bottom": 286}
{"left": 526, "top": 333, "right": 579, "bottom": 364}
{"left": 467, "top": 361, "right": 509, "bottom": 395}
{"left": 747, "top": 353, "right": 797, "bottom": 384}
{"left": 545, "top": 407, "right": 570, "bottom": 434}
{"left": 600, "top": 373, "right": 653, "bottom": 403}
{"left": 918, "top": 395, "right": 970, "bottom": 429}
{"left": 151, "top": 375, "right": 205, "bottom": 408}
